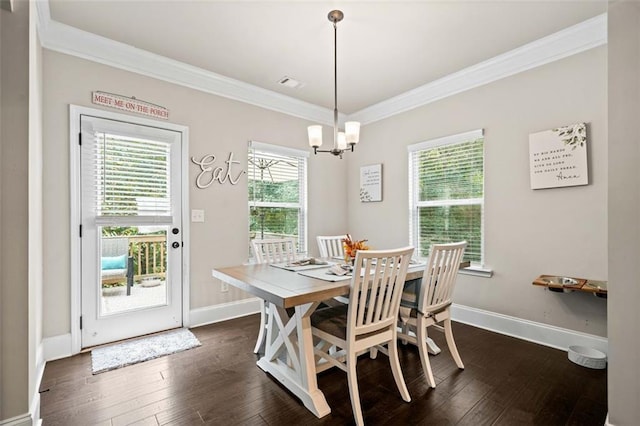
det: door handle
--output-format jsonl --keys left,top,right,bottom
{"left": 172, "top": 241, "right": 180, "bottom": 249}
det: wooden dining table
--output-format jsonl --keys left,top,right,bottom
{"left": 211, "top": 261, "right": 428, "bottom": 418}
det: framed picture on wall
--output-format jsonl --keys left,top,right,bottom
{"left": 529, "top": 123, "right": 588, "bottom": 190}
{"left": 360, "top": 164, "right": 382, "bottom": 202}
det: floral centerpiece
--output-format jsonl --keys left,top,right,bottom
{"left": 342, "top": 234, "right": 369, "bottom": 264}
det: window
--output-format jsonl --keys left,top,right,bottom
{"left": 408, "top": 129, "right": 484, "bottom": 265}
{"left": 248, "top": 141, "right": 308, "bottom": 254}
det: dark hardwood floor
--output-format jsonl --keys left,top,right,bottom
{"left": 40, "top": 315, "right": 607, "bottom": 425}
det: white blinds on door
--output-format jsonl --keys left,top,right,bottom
{"left": 95, "top": 134, "right": 170, "bottom": 216}
{"left": 82, "top": 117, "right": 172, "bottom": 219}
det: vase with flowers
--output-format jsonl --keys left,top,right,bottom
{"left": 342, "top": 234, "right": 370, "bottom": 265}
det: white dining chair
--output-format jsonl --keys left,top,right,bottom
{"left": 316, "top": 235, "right": 347, "bottom": 259}
{"left": 311, "top": 246, "right": 414, "bottom": 426}
{"left": 397, "top": 241, "right": 467, "bottom": 388}
{"left": 251, "top": 238, "right": 297, "bottom": 354}
{"left": 316, "top": 234, "right": 350, "bottom": 305}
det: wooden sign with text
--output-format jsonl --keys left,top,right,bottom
{"left": 92, "top": 92, "right": 169, "bottom": 120}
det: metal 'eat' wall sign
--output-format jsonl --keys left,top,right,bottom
{"left": 191, "top": 153, "right": 245, "bottom": 188}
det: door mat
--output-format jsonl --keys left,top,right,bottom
{"left": 91, "top": 328, "right": 201, "bottom": 374}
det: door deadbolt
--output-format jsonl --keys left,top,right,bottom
{"left": 172, "top": 241, "right": 180, "bottom": 249}
{"left": 172, "top": 228, "right": 179, "bottom": 235}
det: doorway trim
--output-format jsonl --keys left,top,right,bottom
{"left": 69, "top": 104, "right": 190, "bottom": 354}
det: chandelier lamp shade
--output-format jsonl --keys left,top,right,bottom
{"left": 308, "top": 10, "right": 361, "bottom": 158}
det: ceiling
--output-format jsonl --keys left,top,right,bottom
{"left": 47, "top": 1, "right": 607, "bottom": 115}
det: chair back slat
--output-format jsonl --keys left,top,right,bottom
{"left": 419, "top": 242, "right": 467, "bottom": 315}
{"left": 252, "top": 238, "right": 297, "bottom": 264}
{"left": 388, "top": 258, "right": 405, "bottom": 318}
{"left": 316, "top": 235, "right": 347, "bottom": 258}
{"left": 365, "top": 261, "right": 383, "bottom": 325}
{"left": 348, "top": 247, "right": 414, "bottom": 338}
{"left": 371, "top": 262, "right": 386, "bottom": 323}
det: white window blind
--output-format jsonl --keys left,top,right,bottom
{"left": 248, "top": 141, "right": 308, "bottom": 253}
{"left": 91, "top": 132, "right": 171, "bottom": 217}
{"left": 408, "top": 129, "right": 484, "bottom": 264}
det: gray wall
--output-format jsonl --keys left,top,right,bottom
{"left": 608, "top": 2, "right": 640, "bottom": 424}
{"left": 1, "top": 0, "right": 31, "bottom": 420}
{"left": 42, "top": 51, "right": 348, "bottom": 337}
{"left": 345, "top": 47, "right": 608, "bottom": 337}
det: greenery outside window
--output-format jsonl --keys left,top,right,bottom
{"left": 408, "top": 129, "right": 484, "bottom": 265}
{"left": 248, "top": 141, "right": 308, "bottom": 255}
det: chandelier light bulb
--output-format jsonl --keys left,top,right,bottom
{"left": 308, "top": 125, "right": 323, "bottom": 148}
{"left": 337, "top": 131, "right": 347, "bottom": 150}
{"left": 345, "top": 121, "right": 360, "bottom": 144}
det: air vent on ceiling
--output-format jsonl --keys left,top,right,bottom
{"left": 278, "top": 76, "right": 304, "bottom": 89}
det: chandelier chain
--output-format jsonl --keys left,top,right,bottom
{"left": 307, "top": 10, "right": 360, "bottom": 159}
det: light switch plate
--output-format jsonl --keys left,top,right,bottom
{"left": 191, "top": 209, "right": 205, "bottom": 222}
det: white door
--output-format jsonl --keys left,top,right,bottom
{"left": 80, "top": 114, "right": 183, "bottom": 348}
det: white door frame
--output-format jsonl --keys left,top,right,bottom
{"left": 69, "top": 104, "right": 190, "bottom": 354}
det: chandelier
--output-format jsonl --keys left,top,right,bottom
{"left": 307, "top": 10, "right": 360, "bottom": 158}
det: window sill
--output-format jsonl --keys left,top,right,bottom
{"left": 459, "top": 265, "right": 493, "bottom": 278}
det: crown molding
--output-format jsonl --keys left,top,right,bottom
{"left": 35, "top": 3, "right": 336, "bottom": 126}
{"left": 35, "top": 1, "right": 606, "bottom": 126}
{"left": 349, "top": 13, "right": 607, "bottom": 125}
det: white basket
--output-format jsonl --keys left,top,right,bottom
{"left": 568, "top": 345, "right": 607, "bottom": 369}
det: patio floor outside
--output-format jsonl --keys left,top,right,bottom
{"left": 101, "top": 281, "right": 167, "bottom": 315}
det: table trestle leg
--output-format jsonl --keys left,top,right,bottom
{"left": 256, "top": 301, "right": 330, "bottom": 418}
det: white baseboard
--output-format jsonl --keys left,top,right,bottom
{"left": 452, "top": 303, "right": 608, "bottom": 354}
{"left": 605, "top": 413, "right": 612, "bottom": 425}
{"left": 42, "top": 298, "right": 261, "bottom": 361}
{"left": 43, "top": 300, "right": 606, "bottom": 362}
{"left": 31, "top": 343, "right": 45, "bottom": 424}
{"left": 42, "top": 333, "right": 73, "bottom": 362}
{"left": 188, "top": 300, "right": 607, "bottom": 354}
{"left": 0, "top": 413, "right": 33, "bottom": 426}
{"left": 189, "top": 297, "right": 261, "bottom": 328}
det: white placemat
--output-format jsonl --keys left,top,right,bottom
{"left": 270, "top": 260, "right": 335, "bottom": 272}
{"left": 297, "top": 267, "right": 353, "bottom": 282}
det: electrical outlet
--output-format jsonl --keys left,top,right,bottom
{"left": 221, "top": 282, "right": 229, "bottom": 293}
{"left": 191, "top": 209, "right": 205, "bottom": 222}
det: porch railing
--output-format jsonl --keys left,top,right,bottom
{"left": 127, "top": 235, "right": 166, "bottom": 281}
